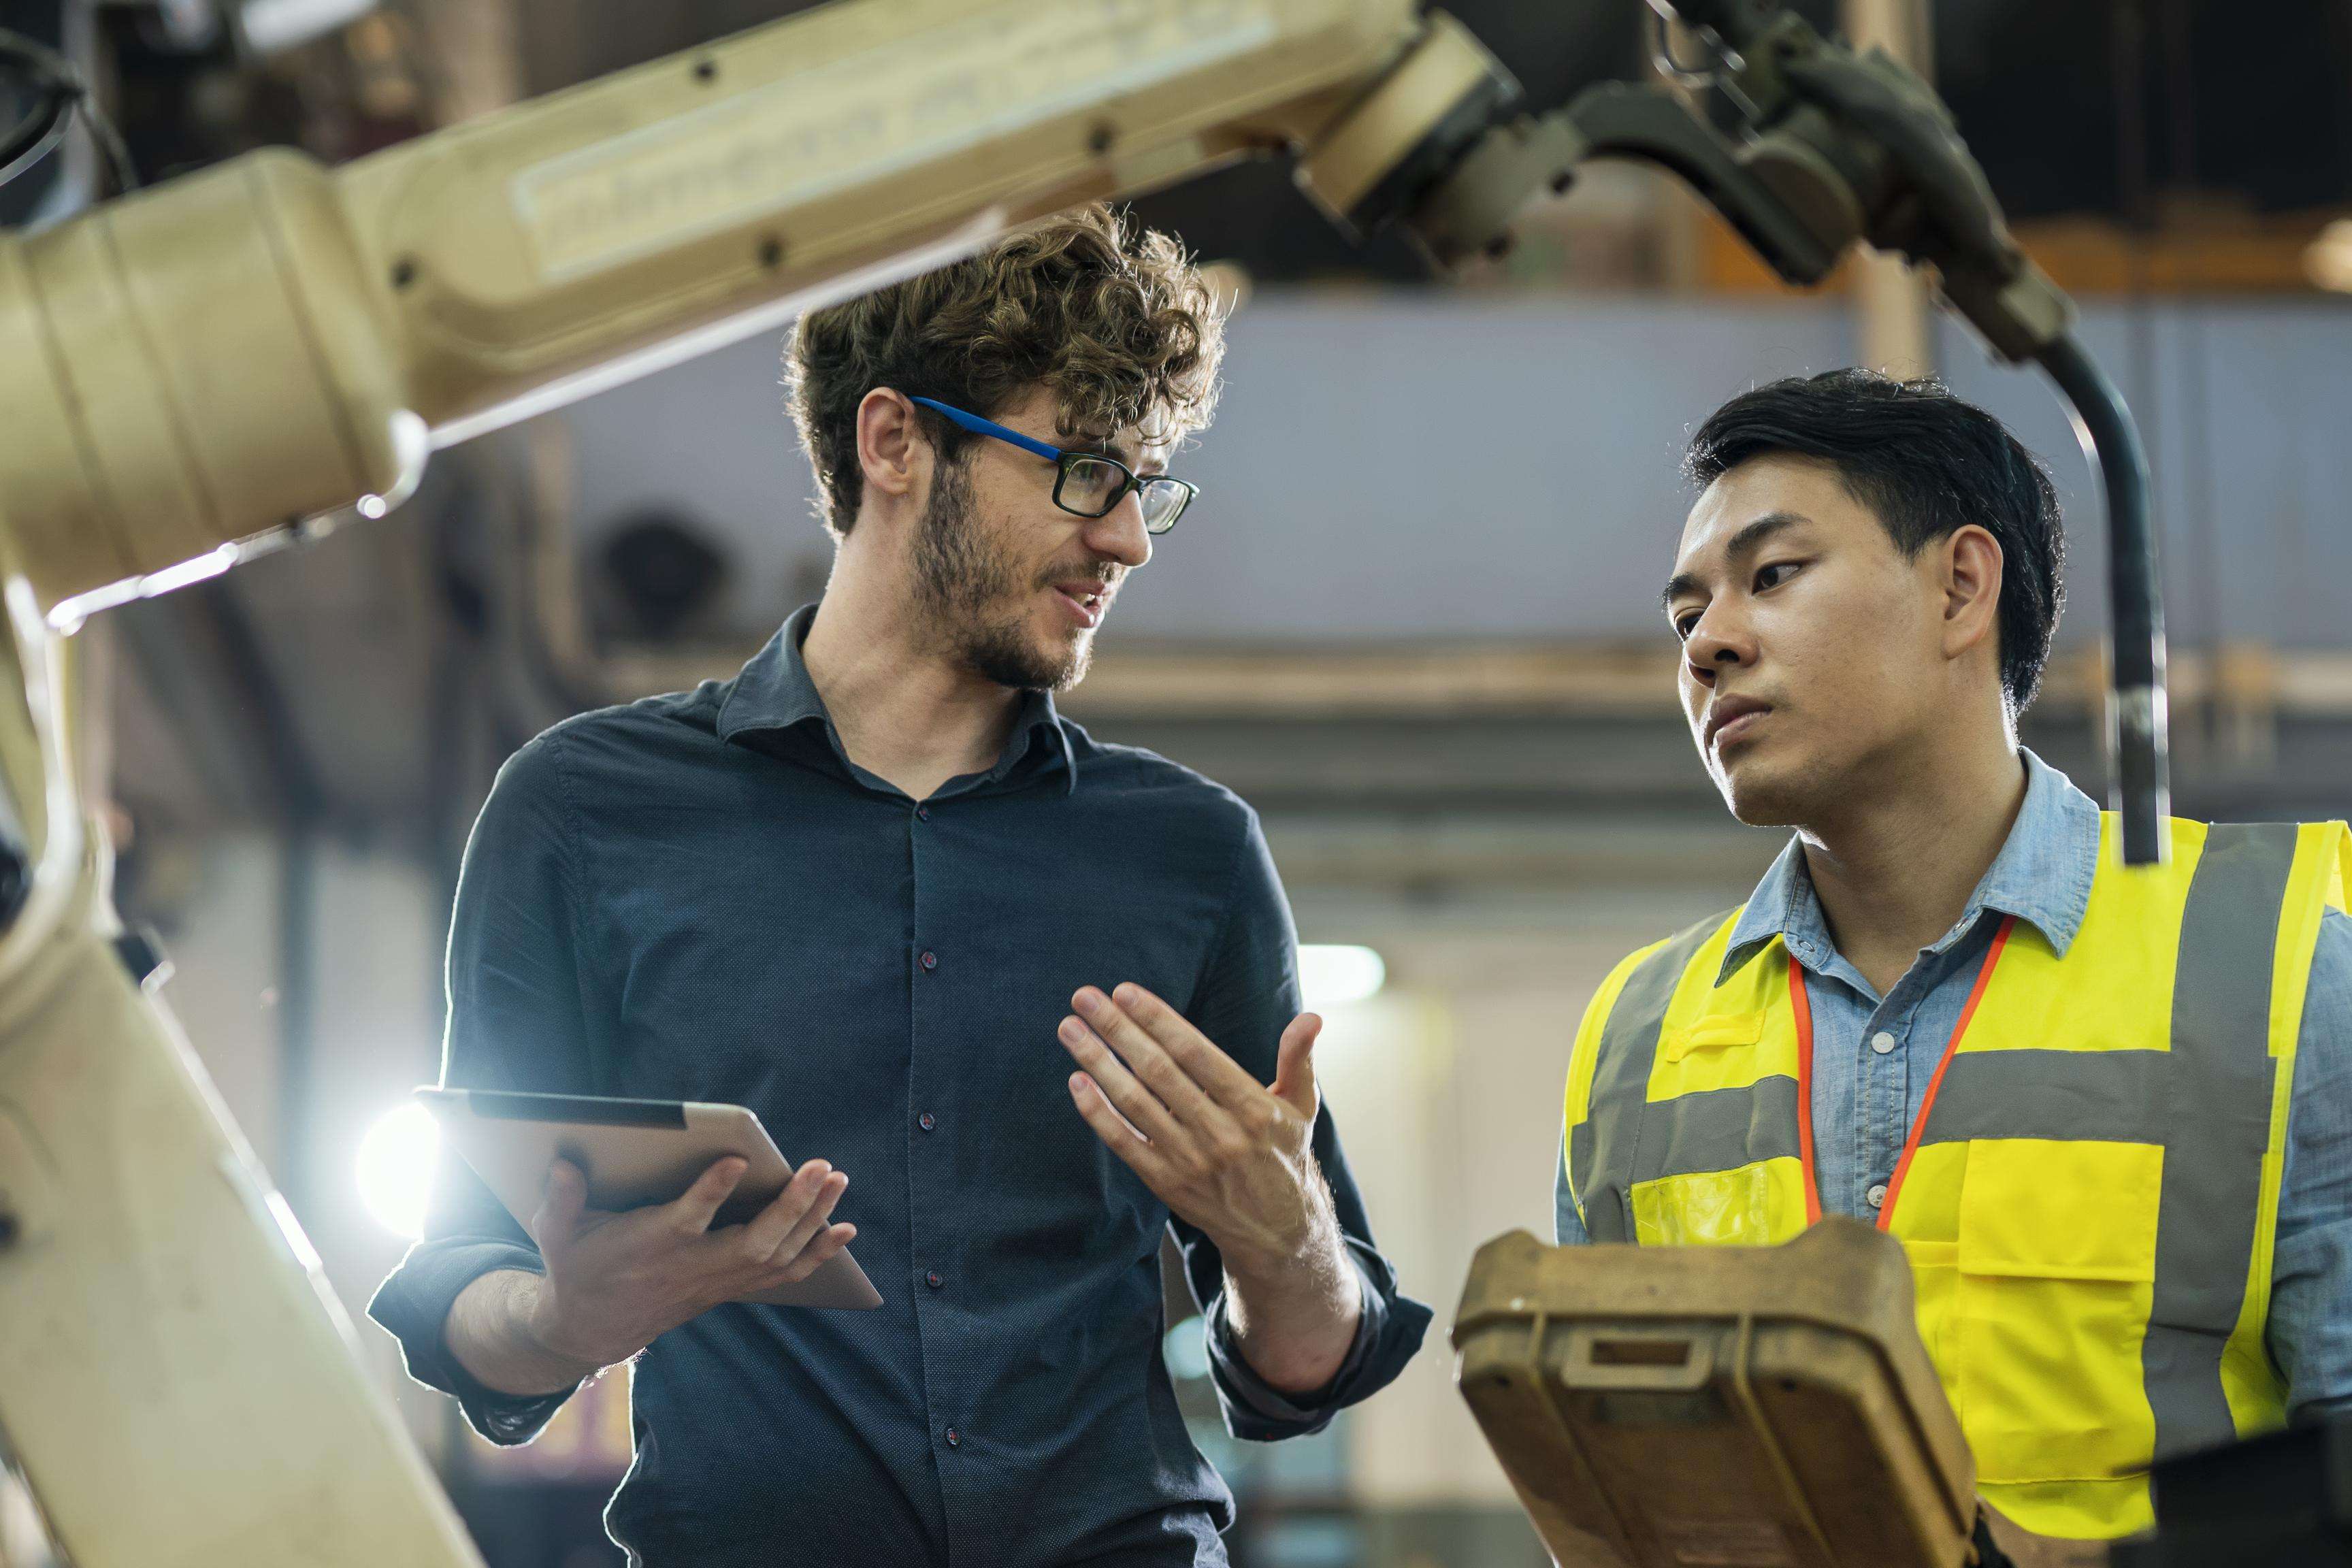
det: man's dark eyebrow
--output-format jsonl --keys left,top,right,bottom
{"left": 1660, "top": 511, "right": 1809, "bottom": 610}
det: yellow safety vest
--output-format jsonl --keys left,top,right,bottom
{"left": 1561, "top": 816, "right": 2352, "bottom": 1541}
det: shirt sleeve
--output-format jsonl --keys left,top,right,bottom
{"left": 1555, "top": 1137, "right": 1592, "bottom": 1246}
{"left": 2270, "top": 908, "right": 2352, "bottom": 1420}
{"left": 366, "top": 732, "right": 598, "bottom": 1446}
{"left": 1166, "top": 806, "right": 1434, "bottom": 1441}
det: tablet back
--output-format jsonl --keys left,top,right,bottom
{"left": 417, "top": 1088, "right": 882, "bottom": 1309}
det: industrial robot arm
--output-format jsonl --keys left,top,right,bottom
{"left": 0, "top": 0, "right": 2166, "bottom": 862}
{"left": 0, "top": 0, "right": 1513, "bottom": 614}
{"left": 0, "top": 4, "right": 2166, "bottom": 1564}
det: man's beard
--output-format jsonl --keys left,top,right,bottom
{"left": 911, "top": 456, "right": 1100, "bottom": 693}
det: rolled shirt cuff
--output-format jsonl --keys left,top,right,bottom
{"left": 366, "top": 1239, "right": 581, "bottom": 1446}
{"left": 1202, "top": 1247, "right": 1382, "bottom": 1440}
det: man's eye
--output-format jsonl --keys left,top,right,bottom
{"left": 1671, "top": 610, "right": 1701, "bottom": 640}
{"left": 1754, "top": 561, "right": 1801, "bottom": 592}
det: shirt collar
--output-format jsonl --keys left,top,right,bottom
{"left": 1718, "top": 747, "right": 2102, "bottom": 983}
{"left": 715, "top": 603, "right": 1077, "bottom": 796}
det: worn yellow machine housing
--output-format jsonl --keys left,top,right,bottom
{"left": 1454, "top": 1220, "right": 1978, "bottom": 1568}
{"left": 0, "top": 0, "right": 1518, "bottom": 617}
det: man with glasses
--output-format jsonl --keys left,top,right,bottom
{"left": 370, "top": 204, "right": 1429, "bottom": 1568}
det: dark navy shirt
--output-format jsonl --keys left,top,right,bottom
{"left": 369, "top": 606, "right": 1431, "bottom": 1568}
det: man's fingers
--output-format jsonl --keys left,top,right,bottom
{"left": 668, "top": 1156, "right": 749, "bottom": 1234}
{"left": 775, "top": 1222, "right": 858, "bottom": 1285}
{"left": 1058, "top": 1015, "right": 1186, "bottom": 1145}
{"left": 1068, "top": 1072, "right": 1171, "bottom": 1184}
{"left": 1071, "top": 986, "right": 1227, "bottom": 1120}
{"left": 530, "top": 1157, "right": 589, "bottom": 1253}
{"left": 1270, "top": 1012, "right": 1323, "bottom": 1122}
{"left": 760, "top": 1173, "right": 848, "bottom": 1269}
{"left": 1089, "top": 983, "right": 1264, "bottom": 1111}
{"left": 740, "top": 1161, "right": 838, "bottom": 1256}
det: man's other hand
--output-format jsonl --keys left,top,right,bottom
{"left": 522, "top": 1155, "right": 856, "bottom": 1371}
{"left": 1057, "top": 983, "right": 1339, "bottom": 1281}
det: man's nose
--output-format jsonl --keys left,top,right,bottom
{"left": 1086, "top": 491, "right": 1152, "bottom": 570}
{"left": 1682, "top": 604, "right": 1752, "bottom": 684}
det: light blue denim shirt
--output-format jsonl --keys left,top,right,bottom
{"left": 1555, "top": 749, "right": 2352, "bottom": 1418}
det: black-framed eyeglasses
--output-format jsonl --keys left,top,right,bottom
{"left": 907, "top": 395, "right": 1196, "bottom": 535}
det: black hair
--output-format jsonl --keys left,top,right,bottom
{"left": 1684, "top": 369, "right": 2066, "bottom": 714}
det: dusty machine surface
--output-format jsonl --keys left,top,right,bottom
{"left": 1454, "top": 1218, "right": 1978, "bottom": 1568}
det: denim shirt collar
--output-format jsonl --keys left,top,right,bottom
{"left": 715, "top": 602, "right": 1077, "bottom": 796}
{"left": 1719, "top": 747, "right": 2102, "bottom": 983}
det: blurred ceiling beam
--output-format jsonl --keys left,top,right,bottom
{"left": 584, "top": 641, "right": 2352, "bottom": 723}
{"left": 1696, "top": 205, "right": 2351, "bottom": 295}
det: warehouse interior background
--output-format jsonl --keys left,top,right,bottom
{"left": 5, "top": 0, "right": 2352, "bottom": 1565}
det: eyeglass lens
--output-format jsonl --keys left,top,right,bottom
{"left": 1056, "top": 455, "right": 1190, "bottom": 533}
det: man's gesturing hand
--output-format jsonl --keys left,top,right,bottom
{"left": 521, "top": 1155, "right": 855, "bottom": 1372}
{"left": 1058, "top": 983, "right": 1340, "bottom": 1282}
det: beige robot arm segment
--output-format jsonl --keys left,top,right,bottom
{"left": 0, "top": 0, "right": 1479, "bottom": 613}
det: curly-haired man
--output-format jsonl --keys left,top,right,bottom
{"left": 370, "top": 206, "right": 1430, "bottom": 1568}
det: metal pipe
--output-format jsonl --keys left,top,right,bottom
{"left": 2037, "top": 333, "right": 2170, "bottom": 865}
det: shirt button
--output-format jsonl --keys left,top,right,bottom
{"left": 1870, "top": 1030, "right": 1897, "bottom": 1055}
{"left": 925, "top": 1270, "right": 943, "bottom": 1290}
{"left": 919, "top": 950, "right": 938, "bottom": 971}
{"left": 916, "top": 806, "right": 931, "bottom": 822}
{"left": 943, "top": 1428, "right": 962, "bottom": 1448}
{"left": 918, "top": 1111, "right": 937, "bottom": 1132}
{"left": 1867, "top": 1183, "right": 1889, "bottom": 1210}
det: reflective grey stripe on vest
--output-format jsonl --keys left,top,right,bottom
{"left": 1567, "top": 916, "right": 1729, "bottom": 1243}
{"left": 1916, "top": 822, "right": 2298, "bottom": 1460}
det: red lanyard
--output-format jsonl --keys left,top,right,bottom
{"left": 1789, "top": 915, "right": 2016, "bottom": 1231}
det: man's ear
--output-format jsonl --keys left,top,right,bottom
{"left": 1941, "top": 524, "right": 2005, "bottom": 662}
{"left": 854, "top": 388, "right": 925, "bottom": 508}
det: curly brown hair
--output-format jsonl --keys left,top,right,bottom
{"left": 784, "top": 203, "right": 1226, "bottom": 538}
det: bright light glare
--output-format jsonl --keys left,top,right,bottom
{"left": 2308, "top": 219, "right": 2352, "bottom": 293}
{"left": 1298, "top": 945, "right": 1386, "bottom": 1009}
{"left": 1162, "top": 1314, "right": 1211, "bottom": 1381}
{"left": 356, "top": 1101, "right": 440, "bottom": 1239}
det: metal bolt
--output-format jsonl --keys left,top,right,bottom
{"left": 1087, "top": 122, "right": 1116, "bottom": 155}
{"left": 390, "top": 257, "right": 418, "bottom": 289}
{"left": 758, "top": 235, "right": 785, "bottom": 268}
{"left": 693, "top": 58, "right": 718, "bottom": 84}
{"left": 0, "top": 1207, "right": 18, "bottom": 1250}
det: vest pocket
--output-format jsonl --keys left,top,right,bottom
{"left": 1950, "top": 1139, "right": 2163, "bottom": 1484}
{"left": 1661, "top": 1011, "right": 1766, "bottom": 1062}
{"left": 1629, "top": 1158, "right": 1809, "bottom": 1246}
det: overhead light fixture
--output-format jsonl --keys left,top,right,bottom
{"left": 2306, "top": 218, "right": 2352, "bottom": 294}
{"left": 234, "top": 0, "right": 376, "bottom": 54}
{"left": 355, "top": 1099, "right": 439, "bottom": 1239}
{"left": 1298, "top": 944, "right": 1386, "bottom": 1009}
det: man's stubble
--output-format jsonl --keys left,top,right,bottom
{"left": 911, "top": 455, "right": 1095, "bottom": 693}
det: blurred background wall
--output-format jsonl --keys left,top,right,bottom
{"left": 6, "top": 1, "right": 2352, "bottom": 1565}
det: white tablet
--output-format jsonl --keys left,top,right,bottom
{"left": 416, "top": 1086, "right": 882, "bottom": 1309}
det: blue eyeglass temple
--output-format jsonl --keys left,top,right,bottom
{"left": 906, "top": 396, "right": 1066, "bottom": 462}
